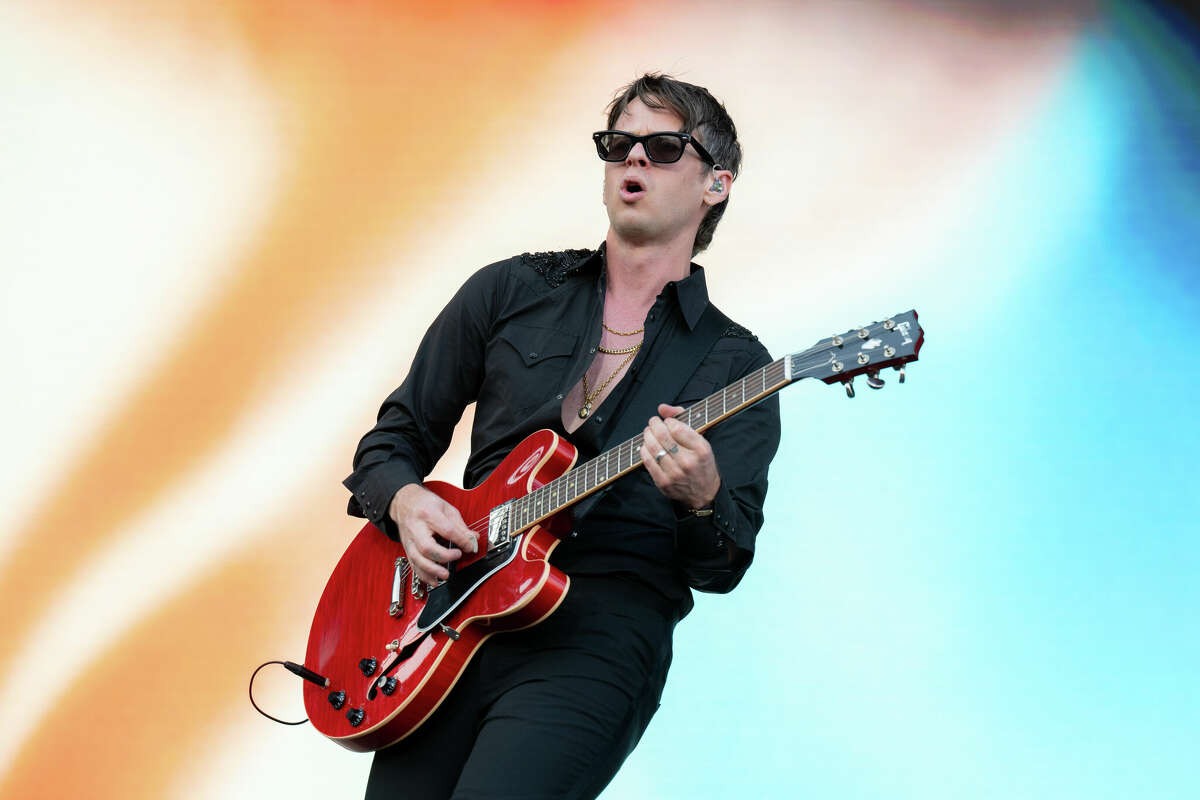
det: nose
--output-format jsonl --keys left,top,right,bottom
{"left": 624, "top": 141, "right": 650, "bottom": 167}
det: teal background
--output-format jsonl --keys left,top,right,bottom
{"left": 616, "top": 5, "right": 1200, "bottom": 798}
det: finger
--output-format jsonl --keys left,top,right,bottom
{"left": 643, "top": 426, "right": 668, "bottom": 464}
{"left": 664, "top": 416, "right": 707, "bottom": 450}
{"left": 640, "top": 440, "right": 670, "bottom": 488}
{"left": 658, "top": 403, "right": 685, "bottom": 419}
{"left": 407, "top": 548, "right": 450, "bottom": 583}
{"left": 436, "top": 503, "right": 480, "bottom": 554}
{"left": 413, "top": 505, "right": 469, "bottom": 558}
{"left": 407, "top": 519, "right": 462, "bottom": 565}
{"left": 642, "top": 429, "right": 683, "bottom": 479}
{"left": 420, "top": 536, "right": 462, "bottom": 565}
{"left": 647, "top": 417, "right": 676, "bottom": 453}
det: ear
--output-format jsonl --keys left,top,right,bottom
{"left": 703, "top": 168, "right": 733, "bottom": 207}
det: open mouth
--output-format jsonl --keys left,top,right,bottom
{"left": 619, "top": 176, "right": 646, "bottom": 200}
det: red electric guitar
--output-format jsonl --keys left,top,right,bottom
{"left": 303, "top": 311, "right": 924, "bottom": 751}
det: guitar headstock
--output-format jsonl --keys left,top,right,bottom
{"left": 787, "top": 310, "right": 923, "bottom": 396}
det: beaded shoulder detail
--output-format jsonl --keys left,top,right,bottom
{"left": 722, "top": 322, "right": 758, "bottom": 341}
{"left": 520, "top": 248, "right": 595, "bottom": 288}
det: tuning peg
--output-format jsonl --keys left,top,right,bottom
{"left": 866, "top": 371, "right": 885, "bottom": 389}
{"left": 844, "top": 378, "right": 855, "bottom": 398}
{"left": 894, "top": 365, "right": 906, "bottom": 383}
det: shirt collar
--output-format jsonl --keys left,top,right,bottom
{"left": 672, "top": 262, "right": 710, "bottom": 330}
{"left": 593, "top": 242, "right": 711, "bottom": 331}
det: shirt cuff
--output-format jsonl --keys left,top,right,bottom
{"left": 343, "top": 458, "right": 422, "bottom": 540}
{"left": 673, "top": 481, "right": 754, "bottom": 556}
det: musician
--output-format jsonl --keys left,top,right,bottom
{"left": 344, "top": 73, "right": 781, "bottom": 799}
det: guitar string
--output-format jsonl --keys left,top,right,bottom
{"left": 413, "top": 324, "right": 912, "bottom": 569}
{"left": 450, "top": 351, "right": 851, "bottom": 539}
{"left": 458, "top": 323, "right": 906, "bottom": 534}
{"left": 454, "top": 350, "right": 869, "bottom": 539}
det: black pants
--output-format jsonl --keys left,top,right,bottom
{"left": 364, "top": 575, "right": 678, "bottom": 800}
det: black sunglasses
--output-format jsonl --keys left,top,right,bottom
{"left": 592, "top": 130, "right": 721, "bottom": 169}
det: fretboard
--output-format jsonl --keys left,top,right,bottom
{"left": 505, "top": 356, "right": 794, "bottom": 535}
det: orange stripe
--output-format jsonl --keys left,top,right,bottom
{"left": 0, "top": 0, "right": 611, "bottom": 685}
{"left": 0, "top": 485, "right": 350, "bottom": 800}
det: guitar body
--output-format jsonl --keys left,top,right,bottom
{"left": 303, "top": 429, "right": 577, "bottom": 752}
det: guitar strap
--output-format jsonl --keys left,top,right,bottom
{"left": 572, "top": 302, "right": 731, "bottom": 521}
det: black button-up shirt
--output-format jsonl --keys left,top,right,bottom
{"left": 344, "top": 247, "right": 781, "bottom": 616}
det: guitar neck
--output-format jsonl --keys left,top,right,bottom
{"left": 506, "top": 357, "right": 795, "bottom": 535}
{"left": 504, "top": 308, "right": 923, "bottom": 537}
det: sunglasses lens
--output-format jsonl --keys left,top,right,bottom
{"left": 645, "top": 134, "right": 685, "bottom": 163}
{"left": 597, "top": 133, "right": 634, "bottom": 161}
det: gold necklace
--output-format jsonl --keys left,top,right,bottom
{"left": 579, "top": 344, "right": 641, "bottom": 419}
{"left": 602, "top": 320, "right": 644, "bottom": 336}
{"left": 597, "top": 342, "right": 641, "bottom": 355}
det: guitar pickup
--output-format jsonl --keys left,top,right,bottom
{"left": 488, "top": 502, "right": 513, "bottom": 548}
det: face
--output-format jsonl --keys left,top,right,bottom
{"left": 602, "top": 98, "right": 719, "bottom": 249}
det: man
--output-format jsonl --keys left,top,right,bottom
{"left": 344, "top": 74, "right": 781, "bottom": 799}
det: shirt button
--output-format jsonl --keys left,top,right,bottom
{"left": 589, "top": 347, "right": 596, "bottom": 353}
{"left": 529, "top": 352, "right": 538, "bottom": 358}
{"left": 556, "top": 394, "right": 564, "bottom": 400}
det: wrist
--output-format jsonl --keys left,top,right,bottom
{"left": 389, "top": 481, "right": 423, "bottom": 520}
{"left": 690, "top": 477, "right": 720, "bottom": 511}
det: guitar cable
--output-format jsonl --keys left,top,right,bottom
{"left": 249, "top": 660, "right": 329, "bottom": 726}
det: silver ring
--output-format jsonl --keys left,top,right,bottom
{"left": 654, "top": 449, "right": 667, "bottom": 463}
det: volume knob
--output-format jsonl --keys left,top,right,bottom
{"left": 346, "top": 707, "right": 365, "bottom": 727}
{"left": 327, "top": 691, "right": 346, "bottom": 710}
{"left": 358, "top": 658, "right": 378, "bottom": 677}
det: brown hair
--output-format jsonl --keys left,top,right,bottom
{"left": 606, "top": 73, "right": 742, "bottom": 256}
